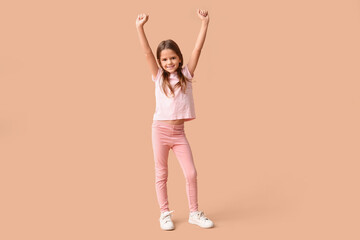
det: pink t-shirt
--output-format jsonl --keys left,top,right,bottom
{"left": 152, "top": 64, "right": 196, "bottom": 122}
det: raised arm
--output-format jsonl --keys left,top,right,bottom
{"left": 136, "top": 13, "right": 158, "bottom": 79}
{"left": 187, "top": 9, "right": 210, "bottom": 77}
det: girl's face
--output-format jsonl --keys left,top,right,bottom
{"left": 159, "top": 49, "right": 181, "bottom": 73}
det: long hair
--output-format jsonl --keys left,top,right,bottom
{"left": 156, "top": 39, "right": 191, "bottom": 98}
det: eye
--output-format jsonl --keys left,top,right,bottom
{"left": 172, "top": 57, "right": 176, "bottom": 59}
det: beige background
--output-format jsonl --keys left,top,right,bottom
{"left": 1, "top": 0, "right": 360, "bottom": 239}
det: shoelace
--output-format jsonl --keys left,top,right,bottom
{"left": 193, "top": 211, "right": 209, "bottom": 222}
{"left": 160, "top": 210, "right": 175, "bottom": 223}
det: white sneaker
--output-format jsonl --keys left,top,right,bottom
{"left": 189, "top": 210, "right": 214, "bottom": 228}
{"left": 159, "top": 210, "right": 175, "bottom": 230}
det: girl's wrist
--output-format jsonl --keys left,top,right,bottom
{"left": 201, "top": 20, "right": 209, "bottom": 26}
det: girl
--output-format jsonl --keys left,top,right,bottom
{"left": 136, "top": 9, "right": 214, "bottom": 230}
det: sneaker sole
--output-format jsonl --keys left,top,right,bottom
{"left": 188, "top": 219, "right": 214, "bottom": 228}
{"left": 160, "top": 226, "right": 175, "bottom": 231}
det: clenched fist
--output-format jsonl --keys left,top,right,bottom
{"left": 136, "top": 13, "right": 149, "bottom": 28}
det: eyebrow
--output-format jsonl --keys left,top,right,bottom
{"left": 161, "top": 56, "right": 176, "bottom": 60}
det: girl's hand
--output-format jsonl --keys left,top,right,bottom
{"left": 197, "top": 9, "right": 209, "bottom": 24}
{"left": 136, "top": 13, "right": 149, "bottom": 28}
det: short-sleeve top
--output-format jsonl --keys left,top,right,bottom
{"left": 152, "top": 65, "right": 196, "bottom": 122}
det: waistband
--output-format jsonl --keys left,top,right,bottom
{"left": 152, "top": 120, "right": 184, "bottom": 129}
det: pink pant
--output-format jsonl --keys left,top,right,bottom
{"left": 151, "top": 120, "right": 198, "bottom": 213}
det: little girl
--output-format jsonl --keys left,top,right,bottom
{"left": 136, "top": 9, "right": 214, "bottom": 230}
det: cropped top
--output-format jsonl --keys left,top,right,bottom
{"left": 152, "top": 64, "right": 196, "bottom": 122}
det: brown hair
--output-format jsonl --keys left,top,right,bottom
{"left": 156, "top": 39, "right": 191, "bottom": 98}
